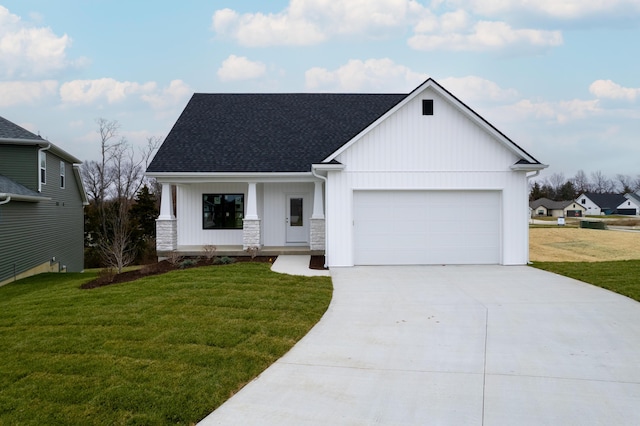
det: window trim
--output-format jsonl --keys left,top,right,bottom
{"left": 202, "top": 193, "right": 244, "bottom": 230}
{"left": 39, "top": 151, "right": 46, "bottom": 185}
{"left": 60, "top": 161, "right": 66, "bottom": 189}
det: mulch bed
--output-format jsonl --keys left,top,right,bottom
{"left": 309, "top": 255, "right": 327, "bottom": 270}
{"left": 81, "top": 256, "right": 274, "bottom": 289}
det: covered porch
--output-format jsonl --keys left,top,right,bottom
{"left": 153, "top": 175, "right": 326, "bottom": 259}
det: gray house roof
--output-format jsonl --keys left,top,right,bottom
{"left": 530, "top": 198, "right": 582, "bottom": 210}
{"left": 0, "top": 116, "right": 44, "bottom": 141}
{"left": 147, "top": 79, "right": 545, "bottom": 174}
{"left": 147, "top": 93, "right": 406, "bottom": 173}
{"left": 0, "top": 174, "right": 49, "bottom": 201}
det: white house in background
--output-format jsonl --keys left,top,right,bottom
{"left": 146, "top": 78, "right": 547, "bottom": 267}
{"left": 577, "top": 192, "right": 633, "bottom": 215}
{"left": 619, "top": 193, "right": 640, "bottom": 215}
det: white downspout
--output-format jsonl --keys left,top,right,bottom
{"left": 37, "top": 144, "right": 51, "bottom": 193}
{"left": 0, "top": 195, "right": 11, "bottom": 205}
{"left": 311, "top": 167, "right": 329, "bottom": 269}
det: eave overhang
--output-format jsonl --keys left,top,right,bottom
{"left": 146, "top": 171, "right": 320, "bottom": 184}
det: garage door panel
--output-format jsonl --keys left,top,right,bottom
{"left": 354, "top": 190, "right": 501, "bottom": 265}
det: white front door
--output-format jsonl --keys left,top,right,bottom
{"left": 286, "top": 194, "right": 309, "bottom": 244}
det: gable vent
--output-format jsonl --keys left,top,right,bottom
{"left": 422, "top": 99, "right": 434, "bottom": 115}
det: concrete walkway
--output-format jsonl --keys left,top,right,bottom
{"left": 199, "top": 265, "right": 640, "bottom": 425}
{"left": 270, "top": 255, "right": 330, "bottom": 277}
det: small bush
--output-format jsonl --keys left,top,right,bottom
{"left": 179, "top": 259, "right": 197, "bottom": 269}
{"left": 217, "top": 256, "right": 235, "bottom": 265}
{"left": 203, "top": 245, "right": 217, "bottom": 262}
{"left": 166, "top": 251, "right": 183, "bottom": 267}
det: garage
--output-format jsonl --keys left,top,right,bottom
{"left": 353, "top": 190, "right": 501, "bottom": 265}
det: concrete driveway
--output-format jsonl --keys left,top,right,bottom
{"left": 199, "top": 265, "right": 640, "bottom": 425}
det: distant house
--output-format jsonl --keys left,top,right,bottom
{"left": 0, "top": 116, "right": 88, "bottom": 285}
{"left": 577, "top": 193, "right": 634, "bottom": 215}
{"left": 530, "top": 198, "right": 586, "bottom": 217}
{"left": 147, "top": 78, "right": 547, "bottom": 266}
{"left": 618, "top": 193, "right": 640, "bottom": 215}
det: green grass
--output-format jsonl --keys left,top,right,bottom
{"left": 531, "top": 260, "right": 640, "bottom": 302}
{"left": 0, "top": 263, "right": 332, "bottom": 425}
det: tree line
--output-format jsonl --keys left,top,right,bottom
{"left": 530, "top": 170, "right": 640, "bottom": 201}
{"left": 81, "top": 118, "right": 161, "bottom": 272}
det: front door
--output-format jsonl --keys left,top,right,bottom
{"left": 286, "top": 194, "right": 309, "bottom": 244}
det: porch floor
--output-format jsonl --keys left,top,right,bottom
{"left": 165, "top": 245, "right": 324, "bottom": 257}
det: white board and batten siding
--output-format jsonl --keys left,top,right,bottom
{"left": 325, "top": 85, "right": 531, "bottom": 267}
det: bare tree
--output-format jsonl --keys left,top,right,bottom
{"left": 571, "top": 170, "right": 591, "bottom": 195}
{"left": 82, "top": 118, "right": 161, "bottom": 273}
{"left": 615, "top": 174, "right": 634, "bottom": 194}
{"left": 590, "top": 170, "right": 615, "bottom": 194}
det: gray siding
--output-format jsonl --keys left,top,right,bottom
{"left": 0, "top": 149, "right": 84, "bottom": 283}
{"left": 0, "top": 145, "right": 38, "bottom": 191}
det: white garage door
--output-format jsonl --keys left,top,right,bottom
{"left": 353, "top": 190, "right": 501, "bottom": 265}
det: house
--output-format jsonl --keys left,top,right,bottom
{"left": 0, "top": 116, "right": 88, "bottom": 285}
{"left": 146, "top": 78, "right": 547, "bottom": 267}
{"left": 530, "top": 198, "right": 586, "bottom": 217}
{"left": 577, "top": 192, "right": 632, "bottom": 215}
{"left": 619, "top": 193, "right": 640, "bottom": 215}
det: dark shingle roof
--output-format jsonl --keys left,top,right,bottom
{"left": 0, "top": 116, "right": 44, "bottom": 141}
{"left": 583, "top": 193, "right": 626, "bottom": 209}
{"left": 0, "top": 174, "right": 41, "bottom": 197}
{"left": 147, "top": 93, "right": 405, "bottom": 173}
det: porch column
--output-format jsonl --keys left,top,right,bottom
{"left": 310, "top": 180, "right": 325, "bottom": 251}
{"left": 243, "top": 182, "right": 261, "bottom": 250}
{"left": 156, "top": 183, "right": 177, "bottom": 255}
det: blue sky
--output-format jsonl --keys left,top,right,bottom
{"left": 1, "top": 0, "right": 639, "bottom": 181}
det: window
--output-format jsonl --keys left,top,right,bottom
{"left": 422, "top": 99, "right": 434, "bottom": 115}
{"left": 39, "top": 151, "right": 46, "bottom": 185}
{"left": 203, "top": 194, "right": 244, "bottom": 229}
{"left": 581, "top": 198, "right": 586, "bottom": 204}
{"left": 60, "top": 161, "right": 65, "bottom": 188}
{"left": 537, "top": 209, "right": 545, "bottom": 215}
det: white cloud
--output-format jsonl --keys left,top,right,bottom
{"left": 212, "top": 0, "right": 425, "bottom": 46}
{"left": 442, "top": 0, "right": 640, "bottom": 21}
{"left": 503, "top": 98, "right": 602, "bottom": 124}
{"left": 589, "top": 79, "right": 640, "bottom": 101}
{"left": 439, "top": 76, "right": 519, "bottom": 103}
{"left": 305, "top": 58, "right": 427, "bottom": 92}
{"left": 141, "top": 79, "right": 192, "bottom": 110}
{"left": 0, "top": 80, "right": 58, "bottom": 107}
{"left": 217, "top": 55, "right": 267, "bottom": 82}
{"left": 409, "top": 19, "right": 562, "bottom": 52}
{"left": 0, "top": 6, "right": 74, "bottom": 78}
{"left": 59, "top": 78, "right": 156, "bottom": 105}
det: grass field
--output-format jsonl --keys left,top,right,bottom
{"left": 0, "top": 263, "right": 332, "bottom": 425}
{"left": 529, "top": 227, "right": 640, "bottom": 262}
{"left": 529, "top": 226, "right": 640, "bottom": 303}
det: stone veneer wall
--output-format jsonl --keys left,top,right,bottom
{"left": 242, "top": 219, "right": 261, "bottom": 250}
{"left": 310, "top": 218, "right": 325, "bottom": 251}
{"left": 156, "top": 219, "right": 177, "bottom": 252}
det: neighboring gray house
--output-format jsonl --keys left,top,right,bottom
{"left": 0, "top": 116, "right": 88, "bottom": 285}
{"left": 147, "top": 78, "right": 547, "bottom": 267}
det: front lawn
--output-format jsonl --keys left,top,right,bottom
{"left": 531, "top": 260, "right": 640, "bottom": 302}
{"left": 0, "top": 263, "right": 332, "bottom": 425}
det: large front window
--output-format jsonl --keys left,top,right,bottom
{"left": 203, "top": 194, "right": 244, "bottom": 229}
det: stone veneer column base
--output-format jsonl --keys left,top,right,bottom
{"left": 310, "top": 218, "right": 325, "bottom": 251}
{"left": 243, "top": 219, "right": 262, "bottom": 250}
{"left": 156, "top": 219, "right": 177, "bottom": 252}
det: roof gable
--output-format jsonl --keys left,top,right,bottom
{"left": 324, "top": 78, "right": 545, "bottom": 169}
{"left": 147, "top": 93, "right": 405, "bottom": 173}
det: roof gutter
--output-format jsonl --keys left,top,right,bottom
{"left": 0, "top": 193, "right": 50, "bottom": 203}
